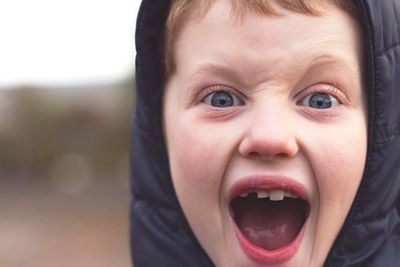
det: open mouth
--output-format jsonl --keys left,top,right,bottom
{"left": 229, "top": 178, "right": 310, "bottom": 264}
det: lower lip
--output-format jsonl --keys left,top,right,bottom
{"left": 231, "top": 217, "right": 307, "bottom": 265}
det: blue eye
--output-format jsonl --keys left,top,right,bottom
{"left": 299, "top": 92, "right": 339, "bottom": 109}
{"left": 203, "top": 91, "right": 242, "bottom": 107}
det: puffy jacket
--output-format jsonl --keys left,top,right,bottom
{"left": 131, "top": 0, "right": 400, "bottom": 266}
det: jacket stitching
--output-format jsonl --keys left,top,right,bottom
{"left": 377, "top": 43, "right": 400, "bottom": 57}
{"left": 374, "top": 121, "right": 400, "bottom": 145}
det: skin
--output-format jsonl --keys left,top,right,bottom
{"left": 163, "top": 1, "right": 367, "bottom": 266}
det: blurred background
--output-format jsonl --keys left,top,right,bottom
{"left": 0, "top": 0, "right": 141, "bottom": 266}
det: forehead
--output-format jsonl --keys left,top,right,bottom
{"left": 173, "top": 0, "right": 362, "bottom": 82}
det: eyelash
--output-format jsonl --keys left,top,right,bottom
{"left": 296, "top": 84, "right": 349, "bottom": 118}
{"left": 298, "top": 83, "right": 347, "bottom": 102}
{"left": 197, "top": 85, "right": 246, "bottom": 105}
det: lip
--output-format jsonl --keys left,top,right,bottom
{"left": 229, "top": 175, "right": 309, "bottom": 202}
{"left": 229, "top": 175, "right": 310, "bottom": 265}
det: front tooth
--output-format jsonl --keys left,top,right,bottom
{"left": 257, "top": 191, "right": 269, "bottom": 198}
{"left": 269, "top": 190, "right": 285, "bottom": 201}
{"left": 284, "top": 192, "right": 298, "bottom": 198}
{"left": 240, "top": 192, "right": 249, "bottom": 197}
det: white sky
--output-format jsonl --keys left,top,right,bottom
{"left": 0, "top": 0, "right": 141, "bottom": 88}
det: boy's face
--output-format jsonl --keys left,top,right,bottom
{"left": 163, "top": 1, "right": 367, "bottom": 266}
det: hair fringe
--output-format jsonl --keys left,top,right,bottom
{"left": 164, "top": 0, "right": 358, "bottom": 78}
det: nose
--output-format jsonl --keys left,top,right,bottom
{"left": 238, "top": 106, "right": 299, "bottom": 160}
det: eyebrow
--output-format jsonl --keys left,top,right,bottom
{"left": 186, "top": 63, "right": 238, "bottom": 83}
{"left": 184, "top": 54, "right": 359, "bottom": 89}
{"left": 307, "top": 54, "right": 359, "bottom": 74}
{"left": 183, "top": 62, "right": 245, "bottom": 93}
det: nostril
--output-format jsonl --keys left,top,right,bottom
{"left": 247, "top": 151, "right": 259, "bottom": 158}
{"left": 246, "top": 151, "right": 293, "bottom": 160}
{"left": 239, "top": 135, "right": 299, "bottom": 160}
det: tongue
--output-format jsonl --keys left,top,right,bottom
{"left": 232, "top": 197, "right": 306, "bottom": 251}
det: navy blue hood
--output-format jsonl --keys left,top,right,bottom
{"left": 131, "top": 0, "right": 400, "bottom": 266}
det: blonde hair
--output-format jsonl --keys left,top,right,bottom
{"left": 164, "top": 0, "right": 358, "bottom": 77}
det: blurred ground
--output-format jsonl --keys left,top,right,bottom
{"left": 0, "top": 183, "right": 131, "bottom": 267}
{"left": 0, "top": 81, "right": 133, "bottom": 267}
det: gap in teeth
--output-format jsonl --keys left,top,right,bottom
{"left": 239, "top": 190, "right": 298, "bottom": 201}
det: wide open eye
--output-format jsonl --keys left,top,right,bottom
{"left": 203, "top": 91, "right": 242, "bottom": 108}
{"left": 299, "top": 92, "right": 339, "bottom": 109}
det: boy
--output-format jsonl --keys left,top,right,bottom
{"left": 132, "top": 0, "right": 400, "bottom": 266}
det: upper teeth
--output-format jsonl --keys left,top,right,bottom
{"left": 240, "top": 190, "right": 298, "bottom": 201}
{"left": 270, "top": 190, "right": 285, "bottom": 201}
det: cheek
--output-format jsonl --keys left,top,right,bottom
{"left": 166, "top": 121, "right": 228, "bottom": 210}
{"left": 165, "top": 120, "right": 236, "bottom": 256}
{"left": 303, "top": 117, "right": 367, "bottom": 263}
{"left": 309, "top": 120, "right": 367, "bottom": 211}
{"left": 319, "top": 145, "right": 365, "bottom": 201}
